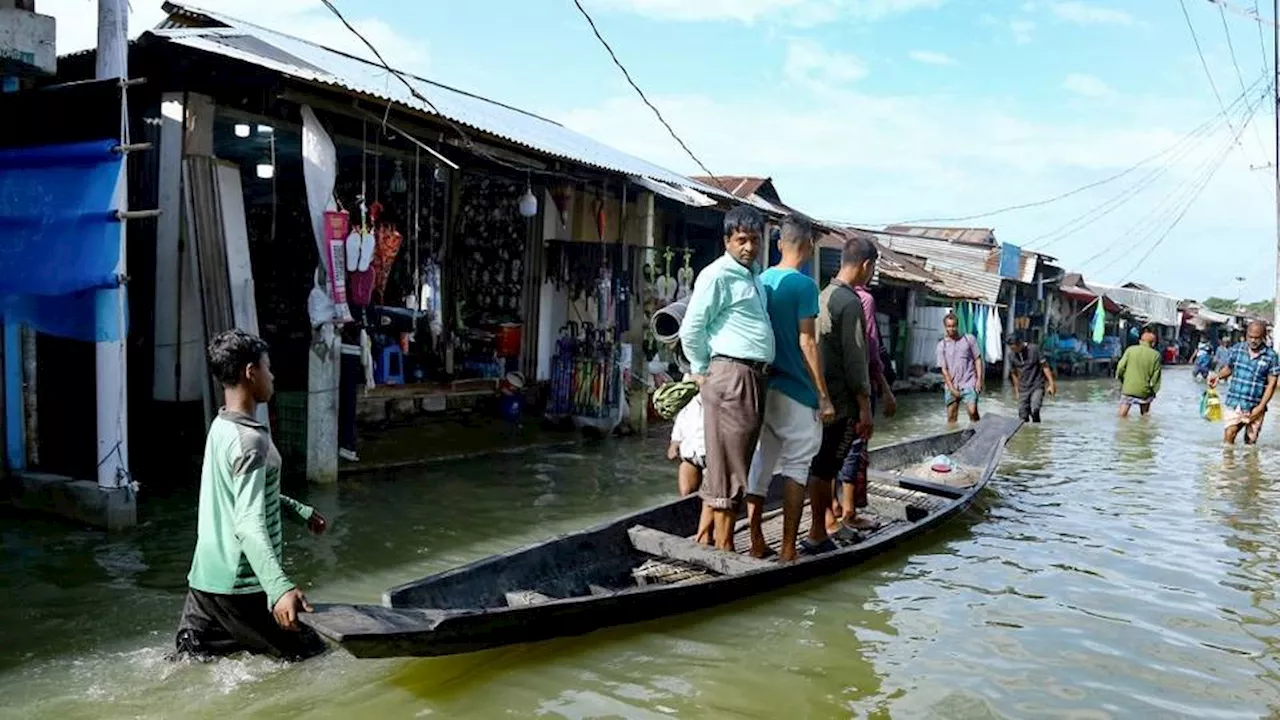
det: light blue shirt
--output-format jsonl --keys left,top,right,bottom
{"left": 679, "top": 254, "right": 776, "bottom": 375}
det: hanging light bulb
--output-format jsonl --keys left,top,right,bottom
{"left": 255, "top": 135, "right": 275, "bottom": 179}
{"left": 433, "top": 165, "right": 445, "bottom": 182}
{"left": 390, "top": 160, "right": 408, "bottom": 193}
{"left": 518, "top": 184, "right": 538, "bottom": 218}
{"left": 233, "top": 123, "right": 251, "bottom": 138}
{"left": 256, "top": 124, "right": 274, "bottom": 135}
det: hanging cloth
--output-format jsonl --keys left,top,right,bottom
{"left": 371, "top": 225, "right": 403, "bottom": 301}
{"left": 1090, "top": 297, "right": 1107, "bottom": 344}
{"left": 985, "top": 305, "right": 1004, "bottom": 363}
{"left": 974, "top": 303, "right": 987, "bottom": 356}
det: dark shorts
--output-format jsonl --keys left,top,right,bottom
{"left": 171, "top": 588, "right": 327, "bottom": 662}
{"left": 810, "top": 417, "right": 856, "bottom": 481}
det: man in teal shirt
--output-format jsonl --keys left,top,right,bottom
{"left": 173, "top": 330, "right": 329, "bottom": 661}
{"left": 744, "top": 215, "right": 834, "bottom": 562}
{"left": 680, "top": 205, "right": 776, "bottom": 551}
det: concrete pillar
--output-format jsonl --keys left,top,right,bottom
{"left": 94, "top": 0, "right": 129, "bottom": 493}
{"left": 153, "top": 92, "right": 213, "bottom": 403}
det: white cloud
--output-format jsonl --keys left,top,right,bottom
{"left": 1049, "top": 1, "right": 1133, "bottom": 25}
{"left": 908, "top": 50, "right": 957, "bottom": 66}
{"left": 785, "top": 38, "right": 868, "bottom": 88}
{"left": 553, "top": 80, "right": 1270, "bottom": 298}
{"left": 589, "top": 0, "right": 944, "bottom": 24}
{"left": 39, "top": 0, "right": 428, "bottom": 73}
{"left": 1063, "top": 73, "right": 1116, "bottom": 98}
{"left": 1010, "top": 19, "right": 1036, "bottom": 44}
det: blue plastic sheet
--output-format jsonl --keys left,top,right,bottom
{"left": 0, "top": 139, "right": 125, "bottom": 341}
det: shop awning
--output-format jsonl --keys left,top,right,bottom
{"left": 1059, "top": 285, "right": 1122, "bottom": 314}
{"left": 0, "top": 139, "right": 125, "bottom": 341}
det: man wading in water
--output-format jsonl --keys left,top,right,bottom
{"left": 1210, "top": 320, "right": 1279, "bottom": 445}
{"left": 1007, "top": 334, "right": 1056, "bottom": 423}
{"left": 172, "top": 330, "right": 329, "bottom": 661}
{"left": 1115, "top": 329, "right": 1162, "bottom": 417}
{"left": 680, "top": 205, "right": 776, "bottom": 552}
{"left": 937, "top": 313, "right": 983, "bottom": 424}
{"left": 744, "top": 214, "right": 832, "bottom": 561}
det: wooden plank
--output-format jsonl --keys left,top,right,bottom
{"left": 897, "top": 476, "right": 967, "bottom": 499}
{"left": 628, "top": 525, "right": 772, "bottom": 576}
{"left": 505, "top": 590, "right": 554, "bottom": 607}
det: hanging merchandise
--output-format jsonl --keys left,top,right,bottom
{"left": 657, "top": 247, "right": 677, "bottom": 302}
{"left": 676, "top": 248, "right": 694, "bottom": 301}
{"left": 985, "top": 305, "right": 1004, "bottom": 363}
{"left": 321, "top": 209, "right": 353, "bottom": 323}
{"left": 372, "top": 224, "right": 404, "bottom": 302}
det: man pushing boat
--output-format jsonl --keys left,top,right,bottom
{"left": 680, "top": 205, "right": 775, "bottom": 552}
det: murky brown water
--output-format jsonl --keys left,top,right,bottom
{"left": 2, "top": 368, "right": 1278, "bottom": 719}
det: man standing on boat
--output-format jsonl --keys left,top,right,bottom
{"left": 937, "top": 312, "right": 983, "bottom": 424}
{"left": 1209, "top": 320, "right": 1278, "bottom": 445}
{"left": 807, "top": 234, "right": 876, "bottom": 552}
{"left": 1115, "top": 329, "right": 1162, "bottom": 417}
{"left": 1007, "top": 334, "right": 1056, "bottom": 423}
{"left": 680, "top": 205, "right": 776, "bottom": 552}
{"left": 744, "top": 214, "right": 832, "bottom": 562}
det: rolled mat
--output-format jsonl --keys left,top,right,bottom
{"left": 651, "top": 300, "right": 687, "bottom": 345}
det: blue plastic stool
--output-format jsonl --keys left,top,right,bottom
{"left": 376, "top": 345, "right": 405, "bottom": 385}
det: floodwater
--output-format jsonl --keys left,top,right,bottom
{"left": 2, "top": 368, "right": 1279, "bottom": 719}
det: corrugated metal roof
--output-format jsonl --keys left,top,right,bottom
{"left": 983, "top": 247, "right": 1039, "bottom": 284}
{"left": 868, "top": 231, "right": 993, "bottom": 275}
{"left": 1091, "top": 283, "right": 1181, "bottom": 327}
{"left": 818, "top": 229, "right": 998, "bottom": 302}
{"left": 924, "top": 265, "right": 1003, "bottom": 304}
{"left": 691, "top": 176, "right": 770, "bottom": 198}
{"left": 817, "top": 229, "right": 937, "bottom": 288}
{"left": 150, "top": 3, "right": 738, "bottom": 203}
{"left": 882, "top": 225, "right": 997, "bottom": 247}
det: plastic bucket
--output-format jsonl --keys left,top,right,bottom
{"left": 496, "top": 323, "right": 523, "bottom": 358}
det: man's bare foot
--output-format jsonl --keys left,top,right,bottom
{"left": 846, "top": 514, "right": 882, "bottom": 531}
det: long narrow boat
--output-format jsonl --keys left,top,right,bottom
{"left": 302, "top": 415, "right": 1022, "bottom": 658}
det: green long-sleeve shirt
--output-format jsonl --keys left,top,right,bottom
{"left": 1116, "top": 343, "right": 1162, "bottom": 399}
{"left": 187, "top": 409, "right": 314, "bottom": 608}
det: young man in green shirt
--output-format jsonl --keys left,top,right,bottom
{"left": 1115, "top": 329, "right": 1162, "bottom": 417}
{"left": 172, "top": 329, "right": 329, "bottom": 661}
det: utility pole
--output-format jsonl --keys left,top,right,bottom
{"left": 96, "top": 0, "right": 130, "bottom": 494}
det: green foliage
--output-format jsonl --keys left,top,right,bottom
{"left": 1201, "top": 297, "right": 1274, "bottom": 318}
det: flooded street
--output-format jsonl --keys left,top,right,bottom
{"left": 2, "top": 367, "right": 1279, "bottom": 719}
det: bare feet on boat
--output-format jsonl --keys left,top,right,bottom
{"left": 847, "top": 514, "right": 882, "bottom": 531}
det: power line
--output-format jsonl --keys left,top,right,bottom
{"left": 1182, "top": 0, "right": 1246, "bottom": 146}
{"left": 1204, "top": 0, "right": 1279, "bottom": 26}
{"left": 1079, "top": 89, "right": 1264, "bottom": 272}
{"left": 1027, "top": 71, "right": 1267, "bottom": 252}
{"left": 890, "top": 87, "right": 1259, "bottom": 227}
{"left": 1098, "top": 92, "right": 1263, "bottom": 281}
{"left": 569, "top": 0, "right": 722, "bottom": 188}
{"left": 1218, "top": 3, "right": 1273, "bottom": 166}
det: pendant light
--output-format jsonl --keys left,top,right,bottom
{"left": 518, "top": 173, "right": 538, "bottom": 218}
{"left": 256, "top": 132, "right": 276, "bottom": 180}
{"left": 233, "top": 123, "right": 251, "bottom": 138}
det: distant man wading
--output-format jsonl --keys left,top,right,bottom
{"left": 680, "top": 205, "right": 776, "bottom": 552}
{"left": 173, "top": 330, "right": 329, "bottom": 662}
{"left": 1210, "top": 320, "right": 1279, "bottom": 445}
{"left": 806, "top": 235, "right": 877, "bottom": 553}
{"left": 744, "top": 214, "right": 832, "bottom": 562}
{"left": 1006, "top": 334, "right": 1056, "bottom": 423}
{"left": 937, "top": 313, "right": 983, "bottom": 424}
{"left": 1115, "top": 329, "right": 1162, "bottom": 417}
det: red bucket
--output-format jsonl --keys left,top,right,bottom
{"left": 496, "top": 323, "right": 523, "bottom": 358}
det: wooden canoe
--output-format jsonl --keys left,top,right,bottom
{"left": 301, "top": 414, "right": 1022, "bottom": 658}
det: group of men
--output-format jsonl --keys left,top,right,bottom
{"left": 935, "top": 315, "right": 1056, "bottom": 425}
{"left": 677, "top": 206, "right": 895, "bottom": 562}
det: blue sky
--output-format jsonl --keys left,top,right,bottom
{"left": 44, "top": 0, "right": 1279, "bottom": 301}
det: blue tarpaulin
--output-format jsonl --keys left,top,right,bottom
{"left": 0, "top": 139, "right": 125, "bottom": 341}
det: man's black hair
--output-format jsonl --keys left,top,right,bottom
{"left": 208, "top": 329, "right": 269, "bottom": 387}
{"left": 723, "top": 204, "right": 765, "bottom": 238}
{"left": 1005, "top": 333, "right": 1025, "bottom": 346}
{"left": 779, "top": 213, "right": 815, "bottom": 246}
{"left": 841, "top": 233, "right": 879, "bottom": 267}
